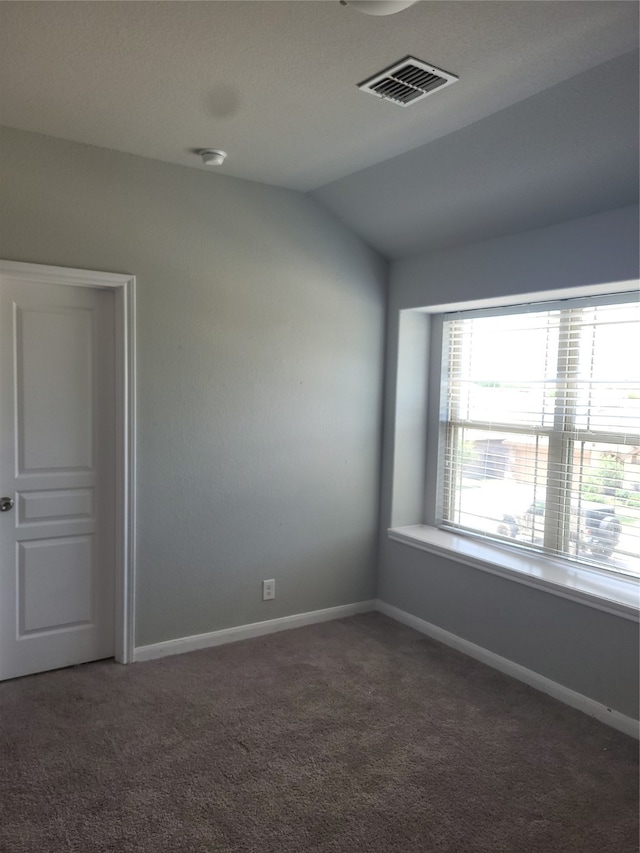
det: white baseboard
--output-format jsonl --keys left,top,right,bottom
{"left": 375, "top": 599, "right": 639, "bottom": 740}
{"left": 134, "top": 600, "right": 377, "bottom": 663}
{"left": 134, "top": 596, "right": 638, "bottom": 739}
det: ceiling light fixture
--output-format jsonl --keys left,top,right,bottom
{"left": 199, "top": 149, "right": 227, "bottom": 167}
{"left": 340, "top": 1, "right": 418, "bottom": 16}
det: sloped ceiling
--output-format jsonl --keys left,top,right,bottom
{"left": 313, "top": 50, "right": 640, "bottom": 258}
{"left": 0, "top": 1, "right": 638, "bottom": 258}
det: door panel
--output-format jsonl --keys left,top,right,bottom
{"left": 0, "top": 276, "right": 115, "bottom": 680}
{"left": 18, "top": 488, "right": 94, "bottom": 523}
{"left": 18, "top": 305, "right": 94, "bottom": 471}
{"left": 18, "top": 536, "right": 93, "bottom": 632}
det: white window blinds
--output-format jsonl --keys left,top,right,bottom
{"left": 440, "top": 295, "right": 640, "bottom": 576}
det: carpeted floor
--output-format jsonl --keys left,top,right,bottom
{"left": 0, "top": 612, "right": 637, "bottom": 853}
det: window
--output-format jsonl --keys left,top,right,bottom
{"left": 439, "top": 294, "right": 640, "bottom": 578}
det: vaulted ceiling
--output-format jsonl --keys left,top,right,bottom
{"left": 1, "top": 1, "right": 638, "bottom": 258}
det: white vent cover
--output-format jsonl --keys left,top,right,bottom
{"left": 358, "top": 56, "right": 457, "bottom": 106}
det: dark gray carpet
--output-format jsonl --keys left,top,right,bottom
{"left": 0, "top": 613, "right": 637, "bottom": 853}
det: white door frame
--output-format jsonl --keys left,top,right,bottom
{"left": 0, "top": 260, "right": 136, "bottom": 664}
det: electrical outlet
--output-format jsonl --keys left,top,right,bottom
{"left": 262, "top": 579, "right": 275, "bottom": 601}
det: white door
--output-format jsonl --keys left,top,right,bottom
{"left": 0, "top": 275, "right": 115, "bottom": 680}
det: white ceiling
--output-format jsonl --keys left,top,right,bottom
{"left": 0, "top": 1, "right": 638, "bottom": 257}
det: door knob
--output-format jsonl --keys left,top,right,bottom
{"left": 0, "top": 497, "right": 14, "bottom": 512}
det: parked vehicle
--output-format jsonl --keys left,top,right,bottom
{"left": 498, "top": 500, "right": 621, "bottom": 558}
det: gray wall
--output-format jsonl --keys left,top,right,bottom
{"left": 1, "top": 125, "right": 637, "bottom": 720}
{"left": 0, "top": 126, "right": 387, "bottom": 647}
{"left": 379, "top": 206, "right": 640, "bottom": 720}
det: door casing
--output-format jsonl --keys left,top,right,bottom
{"left": 0, "top": 260, "right": 136, "bottom": 664}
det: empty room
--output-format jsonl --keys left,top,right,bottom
{"left": 0, "top": 2, "right": 638, "bottom": 851}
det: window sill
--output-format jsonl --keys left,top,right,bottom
{"left": 388, "top": 525, "right": 640, "bottom": 622}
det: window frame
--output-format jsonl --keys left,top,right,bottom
{"left": 388, "top": 280, "right": 640, "bottom": 622}
{"left": 436, "top": 293, "right": 639, "bottom": 568}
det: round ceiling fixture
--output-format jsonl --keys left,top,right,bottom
{"left": 199, "top": 149, "right": 227, "bottom": 167}
{"left": 340, "top": 1, "right": 418, "bottom": 15}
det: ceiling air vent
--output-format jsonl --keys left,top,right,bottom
{"left": 358, "top": 56, "right": 457, "bottom": 106}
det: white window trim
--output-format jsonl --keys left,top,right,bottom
{"left": 389, "top": 524, "right": 639, "bottom": 622}
{"left": 388, "top": 278, "right": 640, "bottom": 623}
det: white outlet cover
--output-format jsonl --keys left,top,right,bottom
{"left": 262, "top": 579, "right": 275, "bottom": 600}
